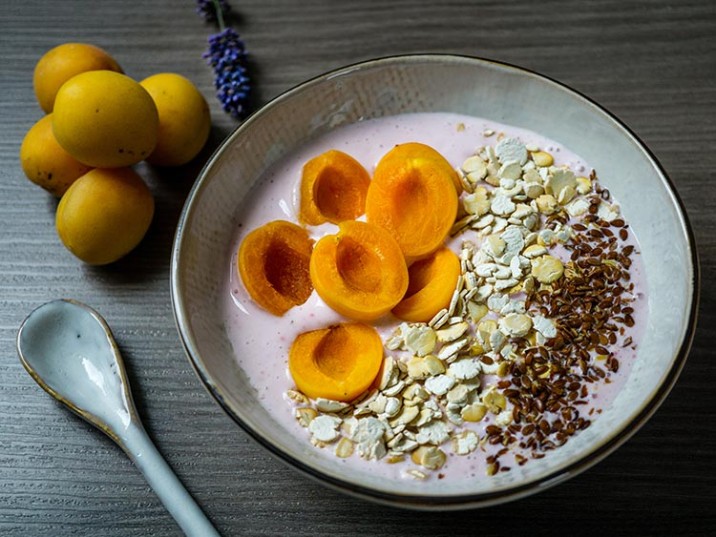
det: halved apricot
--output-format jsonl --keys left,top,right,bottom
{"left": 299, "top": 149, "right": 371, "bottom": 226}
{"left": 310, "top": 220, "right": 408, "bottom": 321}
{"left": 365, "top": 143, "right": 459, "bottom": 262}
{"left": 238, "top": 220, "right": 314, "bottom": 316}
{"left": 289, "top": 322, "right": 383, "bottom": 401}
{"left": 378, "top": 142, "right": 462, "bottom": 194}
{"left": 392, "top": 247, "right": 461, "bottom": 322}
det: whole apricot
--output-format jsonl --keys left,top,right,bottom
{"left": 20, "top": 114, "right": 92, "bottom": 196}
{"left": 56, "top": 168, "right": 154, "bottom": 265}
{"left": 140, "top": 73, "right": 211, "bottom": 166}
{"left": 33, "top": 43, "right": 122, "bottom": 113}
{"left": 53, "top": 71, "right": 158, "bottom": 168}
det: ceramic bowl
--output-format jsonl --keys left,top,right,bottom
{"left": 170, "top": 54, "right": 698, "bottom": 509}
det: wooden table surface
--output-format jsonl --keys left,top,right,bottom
{"left": 2, "top": 0, "right": 714, "bottom": 535}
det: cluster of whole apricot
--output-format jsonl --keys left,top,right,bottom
{"left": 238, "top": 143, "right": 462, "bottom": 401}
{"left": 20, "top": 43, "right": 212, "bottom": 264}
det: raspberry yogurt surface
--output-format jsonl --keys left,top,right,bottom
{"left": 222, "top": 112, "right": 647, "bottom": 482}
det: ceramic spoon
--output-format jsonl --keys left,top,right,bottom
{"left": 16, "top": 299, "right": 221, "bottom": 537}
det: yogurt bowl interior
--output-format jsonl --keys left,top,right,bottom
{"left": 171, "top": 55, "right": 698, "bottom": 508}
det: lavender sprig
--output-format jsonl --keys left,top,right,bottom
{"left": 196, "top": 0, "right": 251, "bottom": 120}
{"left": 204, "top": 28, "right": 251, "bottom": 119}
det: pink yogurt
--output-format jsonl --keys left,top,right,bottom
{"left": 221, "top": 112, "right": 647, "bottom": 482}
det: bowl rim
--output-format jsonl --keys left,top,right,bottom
{"left": 170, "top": 53, "right": 700, "bottom": 509}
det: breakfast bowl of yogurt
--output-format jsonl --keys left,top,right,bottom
{"left": 170, "top": 54, "right": 698, "bottom": 509}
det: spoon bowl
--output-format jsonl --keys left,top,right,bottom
{"left": 17, "top": 298, "right": 134, "bottom": 440}
{"left": 17, "top": 299, "right": 221, "bottom": 537}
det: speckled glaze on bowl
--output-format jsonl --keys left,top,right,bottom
{"left": 170, "top": 54, "right": 699, "bottom": 509}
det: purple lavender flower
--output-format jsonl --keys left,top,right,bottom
{"left": 204, "top": 28, "right": 251, "bottom": 119}
{"left": 196, "top": 1, "right": 252, "bottom": 120}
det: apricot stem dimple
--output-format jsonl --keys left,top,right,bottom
{"left": 336, "top": 236, "right": 382, "bottom": 293}
{"left": 313, "top": 166, "right": 364, "bottom": 223}
{"left": 313, "top": 325, "right": 357, "bottom": 380}
{"left": 395, "top": 170, "right": 429, "bottom": 219}
{"left": 264, "top": 240, "right": 312, "bottom": 302}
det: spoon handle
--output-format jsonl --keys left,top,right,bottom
{"left": 120, "top": 421, "right": 221, "bottom": 537}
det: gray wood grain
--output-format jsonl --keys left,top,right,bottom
{"left": 1, "top": 0, "right": 714, "bottom": 535}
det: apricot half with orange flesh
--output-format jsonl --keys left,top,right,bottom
{"left": 238, "top": 220, "right": 314, "bottom": 316}
{"left": 310, "top": 220, "right": 408, "bottom": 321}
{"left": 289, "top": 323, "right": 383, "bottom": 402}
{"left": 365, "top": 143, "right": 459, "bottom": 262}
{"left": 377, "top": 142, "right": 462, "bottom": 194}
{"left": 299, "top": 149, "right": 371, "bottom": 226}
{"left": 392, "top": 247, "right": 461, "bottom": 322}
